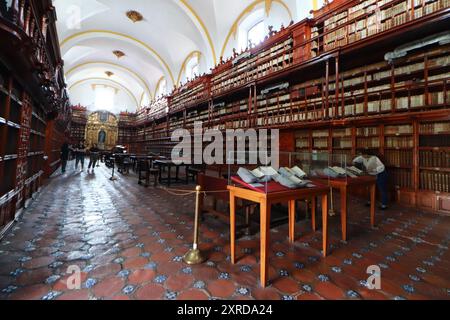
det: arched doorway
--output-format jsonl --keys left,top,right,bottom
{"left": 85, "top": 111, "right": 118, "bottom": 150}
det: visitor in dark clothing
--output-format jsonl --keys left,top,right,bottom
{"left": 88, "top": 143, "right": 100, "bottom": 172}
{"left": 61, "top": 143, "right": 70, "bottom": 173}
{"left": 74, "top": 141, "right": 86, "bottom": 171}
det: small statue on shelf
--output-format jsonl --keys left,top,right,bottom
{"left": 232, "top": 48, "right": 238, "bottom": 58}
{"left": 268, "top": 25, "right": 276, "bottom": 37}
{"left": 248, "top": 39, "right": 254, "bottom": 49}
{"left": 289, "top": 20, "right": 294, "bottom": 27}
{"left": 280, "top": 23, "right": 285, "bottom": 31}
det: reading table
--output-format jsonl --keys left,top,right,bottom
{"left": 153, "top": 160, "right": 189, "bottom": 187}
{"left": 228, "top": 179, "right": 329, "bottom": 287}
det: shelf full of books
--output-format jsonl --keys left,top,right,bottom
{"left": 419, "top": 121, "right": 450, "bottom": 193}
{"left": 170, "top": 75, "right": 210, "bottom": 113}
{"left": 310, "top": 0, "right": 450, "bottom": 57}
{"left": 211, "top": 33, "right": 294, "bottom": 96}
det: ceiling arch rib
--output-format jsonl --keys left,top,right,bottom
{"left": 177, "top": 0, "right": 217, "bottom": 66}
{"left": 220, "top": 0, "right": 293, "bottom": 59}
{"left": 68, "top": 77, "right": 139, "bottom": 108}
{"left": 60, "top": 30, "right": 176, "bottom": 87}
{"left": 66, "top": 61, "right": 153, "bottom": 101}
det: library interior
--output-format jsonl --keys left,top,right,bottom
{"left": 0, "top": 0, "right": 449, "bottom": 301}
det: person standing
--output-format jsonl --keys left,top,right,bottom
{"left": 61, "top": 142, "right": 70, "bottom": 173}
{"left": 88, "top": 143, "right": 100, "bottom": 173}
{"left": 74, "top": 140, "right": 86, "bottom": 171}
{"left": 353, "top": 153, "right": 389, "bottom": 210}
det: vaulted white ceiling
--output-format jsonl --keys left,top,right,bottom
{"left": 55, "top": 0, "right": 321, "bottom": 113}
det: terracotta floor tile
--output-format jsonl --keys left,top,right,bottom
{"left": 92, "top": 276, "right": 125, "bottom": 298}
{"left": 128, "top": 269, "right": 156, "bottom": 285}
{"left": 9, "top": 284, "right": 50, "bottom": 300}
{"left": 56, "top": 289, "right": 90, "bottom": 300}
{"left": 207, "top": 279, "right": 236, "bottom": 298}
{"left": 272, "top": 277, "right": 300, "bottom": 294}
{"left": 166, "top": 274, "right": 195, "bottom": 291}
{"left": 252, "top": 287, "right": 281, "bottom": 300}
{"left": 135, "top": 283, "right": 165, "bottom": 300}
{"left": 177, "top": 289, "right": 210, "bottom": 300}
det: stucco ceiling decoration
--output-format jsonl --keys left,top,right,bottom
{"left": 55, "top": 0, "right": 310, "bottom": 113}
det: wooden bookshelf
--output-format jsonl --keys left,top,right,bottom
{"left": 126, "top": 0, "right": 449, "bottom": 214}
{"left": 118, "top": 112, "right": 137, "bottom": 149}
{"left": 310, "top": 0, "right": 449, "bottom": 57}
{"left": 419, "top": 121, "right": 450, "bottom": 191}
{"left": 70, "top": 105, "right": 88, "bottom": 144}
{"left": 170, "top": 75, "right": 210, "bottom": 113}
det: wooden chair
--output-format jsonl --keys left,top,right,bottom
{"left": 137, "top": 160, "right": 159, "bottom": 187}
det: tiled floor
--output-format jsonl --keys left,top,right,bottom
{"left": 0, "top": 161, "right": 449, "bottom": 300}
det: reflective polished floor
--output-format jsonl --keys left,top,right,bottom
{"left": 0, "top": 161, "right": 449, "bottom": 300}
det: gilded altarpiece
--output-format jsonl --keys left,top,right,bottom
{"left": 85, "top": 111, "right": 118, "bottom": 150}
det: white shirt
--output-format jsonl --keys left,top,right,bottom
{"left": 353, "top": 156, "right": 385, "bottom": 176}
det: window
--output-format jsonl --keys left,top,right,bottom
{"left": 94, "top": 86, "right": 115, "bottom": 110}
{"left": 141, "top": 93, "right": 150, "bottom": 108}
{"left": 247, "top": 21, "right": 265, "bottom": 47}
{"left": 156, "top": 78, "right": 167, "bottom": 98}
{"left": 185, "top": 55, "right": 200, "bottom": 81}
{"left": 237, "top": 9, "right": 265, "bottom": 51}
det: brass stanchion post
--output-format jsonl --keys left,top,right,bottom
{"left": 183, "top": 185, "right": 205, "bottom": 265}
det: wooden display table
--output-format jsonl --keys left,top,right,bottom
{"left": 228, "top": 180, "right": 329, "bottom": 287}
{"left": 321, "top": 176, "right": 377, "bottom": 242}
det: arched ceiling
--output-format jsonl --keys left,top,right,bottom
{"left": 55, "top": 0, "right": 320, "bottom": 113}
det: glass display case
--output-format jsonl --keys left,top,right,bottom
{"left": 227, "top": 151, "right": 341, "bottom": 194}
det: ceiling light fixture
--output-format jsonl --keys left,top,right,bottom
{"left": 105, "top": 71, "right": 114, "bottom": 77}
{"left": 113, "top": 50, "right": 126, "bottom": 59}
{"left": 126, "top": 10, "right": 143, "bottom": 23}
